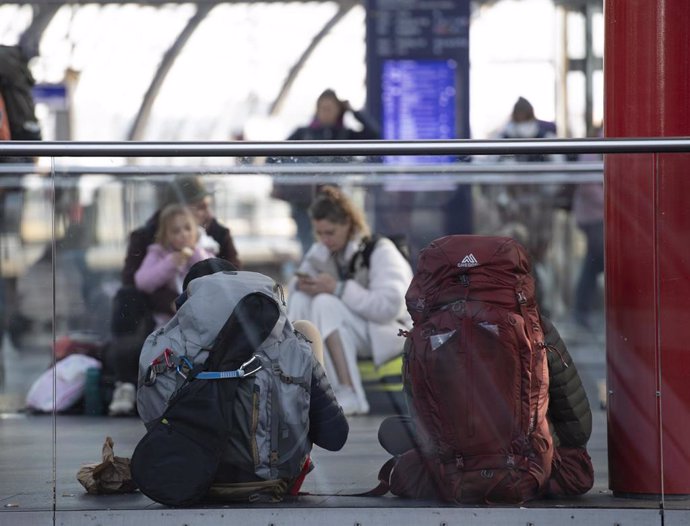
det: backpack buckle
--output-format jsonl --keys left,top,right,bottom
{"left": 516, "top": 291, "right": 527, "bottom": 304}
{"left": 175, "top": 356, "right": 194, "bottom": 379}
{"left": 143, "top": 365, "right": 157, "bottom": 386}
{"left": 240, "top": 356, "right": 263, "bottom": 377}
{"left": 144, "top": 354, "right": 176, "bottom": 386}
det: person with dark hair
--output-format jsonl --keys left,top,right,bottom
{"left": 287, "top": 89, "right": 380, "bottom": 143}
{"left": 173, "top": 257, "right": 238, "bottom": 311}
{"left": 122, "top": 175, "right": 241, "bottom": 300}
{"left": 271, "top": 89, "right": 380, "bottom": 253}
{"left": 286, "top": 186, "right": 412, "bottom": 416}
{"left": 108, "top": 176, "right": 241, "bottom": 416}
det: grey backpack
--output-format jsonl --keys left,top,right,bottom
{"left": 136, "top": 271, "right": 314, "bottom": 498}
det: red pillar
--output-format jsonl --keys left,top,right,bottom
{"left": 605, "top": 0, "right": 690, "bottom": 496}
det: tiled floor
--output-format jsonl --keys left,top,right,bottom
{"left": 1, "top": 318, "right": 687, "bottom": 525}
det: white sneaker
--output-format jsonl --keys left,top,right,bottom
{"left": 335, "top": 386, "right": 362, "bottom": 416}
{"left": 108, "top": 382, "right": 136, "bottom": 416}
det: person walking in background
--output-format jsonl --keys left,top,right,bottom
{"left": 286, "top": 186, "right": 412, "bottom": 416}
{"left": 272, "top": 89, "right": 380, "bottom": 254}
{"left": 0, "top": 45, "right": 42, "bottom": 349}
{"left": 573, "top": 142, "right": 605, "bottom": 330}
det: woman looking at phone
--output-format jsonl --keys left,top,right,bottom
{"left": 287, "top": 186, "right": 413, "bottom": 416}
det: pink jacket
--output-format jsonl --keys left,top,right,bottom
{"left": 134, "top": 244, "right": 211, "bottom": 296}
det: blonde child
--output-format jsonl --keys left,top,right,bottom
{"left": 134, "top": 204, "right": 212, "bottom": 327}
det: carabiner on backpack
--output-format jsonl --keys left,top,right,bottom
{"left": 240, "top": 355, "right": 263, "bottom": 377}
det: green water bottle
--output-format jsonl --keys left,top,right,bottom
{"left": 84, "top": 367, "right": 103, "bottom": 416}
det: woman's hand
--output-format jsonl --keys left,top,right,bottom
{"left": 297, "top": 272, "right": 337, "bottom": 297}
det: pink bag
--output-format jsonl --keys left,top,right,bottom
{"left": 26, "top": 354, "right": 102, "bottom": 412}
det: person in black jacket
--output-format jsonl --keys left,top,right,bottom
{"left": 378, "top": 315, "right": 594, "bottom": 499}
{"left": 108, "top": 176, "right": 241, "bottom": 416}
{"left": 122, "top": 175, "right": 241, "bottom": 296}
{"left": 271, "top": 89, "right": 380, "bottom": 254}
{"left": 539, "top": 316, "right": 594, "bottom": 497}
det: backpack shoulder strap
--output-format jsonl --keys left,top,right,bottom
{"left": 360, "top": 233, "right": 382, "bottom": 269}
{"left": 348, "top": 234, "right": 381, "bottom": 276}
{"left": 205, "top": 291, "right": 279, "bottom": 371}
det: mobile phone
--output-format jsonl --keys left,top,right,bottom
{"left": 295, "top": 271, "right": 314, "bottom": 279}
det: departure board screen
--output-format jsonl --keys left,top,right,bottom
{"left": 382, "top": 59, "right": 457, "bottom": 164}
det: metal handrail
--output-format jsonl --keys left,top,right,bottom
{"left": 0, "top": 161, "right": 604, "bottom": 175}
{"left": 0, "top": 161, "right": 605, "bottom": 185}
{"left": 0, "top": 137, "right": 689, "bottom": 157}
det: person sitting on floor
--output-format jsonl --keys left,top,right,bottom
{"left": 287, "top": 185, "right": 413, "bottom": 416}
{"left": 108, "top": 175, "right": 240, "bottom": 416}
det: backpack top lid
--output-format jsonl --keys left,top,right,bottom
{"left": 406, "top": 235, "right": 535, "bottom": 321}
{"left": 419, "top": 234, "right": 532, "bottom": 275}
{"left": 177, "top": 271, "right": 287, "bottom": 355}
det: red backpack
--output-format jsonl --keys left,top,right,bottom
{"left": 397, "top": 235, "right": 553, "bottom": 504}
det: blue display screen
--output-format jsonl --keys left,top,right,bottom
{"left": 382, "top": 59, "right": 457, "bottom": 164}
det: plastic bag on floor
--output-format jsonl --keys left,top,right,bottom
{"left": 77, "top": 436, "right": 138, "bottom": 494}
{"left": 25, "top": 354, "right": 102, "bottom": 413}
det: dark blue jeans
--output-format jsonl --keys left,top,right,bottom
{"left": 575, "top": 221, "right": 604, "bottom": 323}
{"left": 291, "top": 203, "right": 313, "bottom": 257}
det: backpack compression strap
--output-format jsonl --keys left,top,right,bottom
{"left": 195, "top": 356, "right": 263, "bottom": 380}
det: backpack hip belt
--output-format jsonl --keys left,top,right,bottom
{"left": 435, "top": 452, "right": 534, "bottom": 504}
{"left": 437, "top": 452, "right": 531, "bottom": 479}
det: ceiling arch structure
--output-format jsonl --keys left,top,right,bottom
{"left": 2, "top": 1, "right": 602, "bottom": 142}
{"left": 2, "top": 1, "right": 365, "bottom": 142}
{"left": 13, "top": 1, "right": 361, "bottom": 140}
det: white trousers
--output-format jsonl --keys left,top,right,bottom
{"left": 287, "top": 291, "right": 369, "bottom": 412}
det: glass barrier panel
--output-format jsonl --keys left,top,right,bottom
{"left": 47, "top": 152, "right": 612, "bottom": 514}
{"left": 648, "top": 153, "right": 690, "bottom": 508}
{"left": 0, "top": 158, "right": 56, "bottom": 521}
{"left": 0, "top": 146, "right": 677, "bottom": 523}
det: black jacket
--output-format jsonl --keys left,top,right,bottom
{"left": 308, "top": 357, "right": 349, "bottom": 451}
{"left": 541, "top": 316, "right": 592, "bottom": 448}
{"left": 287, "top": 109, "right": 380, "bottom": 142}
